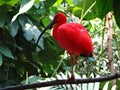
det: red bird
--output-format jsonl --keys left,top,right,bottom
{"left": 37, "top": 12, "right": 94, "bottom": 81}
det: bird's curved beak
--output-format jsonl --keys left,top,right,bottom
{"left": 45, "top": 19, "right": 56, "bottom": 30}
{"left": 37, "top": 19, "right": 56, "bottom": 44}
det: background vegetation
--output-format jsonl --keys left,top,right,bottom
{"left": 0, "top": 0, "right": 120, "bottom": 89}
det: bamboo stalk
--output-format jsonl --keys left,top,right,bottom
{"left": 106, "top": 12, "right": 116, "bottom": 85}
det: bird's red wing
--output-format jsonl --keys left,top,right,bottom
{"left": 56, "top": 23, "right": 93, "bottom": 56}
{"left": 75, "top": 24, "right": 93, "bottom": 56}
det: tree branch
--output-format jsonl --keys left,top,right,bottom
{"left": 1, "top": 72, "right": 120, "bottom": 90}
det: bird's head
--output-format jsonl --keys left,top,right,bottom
{"left": 37, "top": 12, "right": 66, "bottom": 44}
{"left": 53, "top": 12, "right": 66, "bottom": 25}
{"left": 46, "top": 12, "right": 66, "bottom": 29}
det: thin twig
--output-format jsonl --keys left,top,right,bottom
{"left": 1, "top": 72, "right": 120, "bottom": 90}
{"left": 80, "top": 1, "right": 96, "bottom": 23}
{"left": 96, "top": 48, "right": 107, "bottom": 60}
{"left": 91, "top": 27, "right": 106, "bottom": 37}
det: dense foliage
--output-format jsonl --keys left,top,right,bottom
{"left": 0, "top": 0, "right": 120, "bottom": 89}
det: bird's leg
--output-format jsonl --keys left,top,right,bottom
{"left": 65, "top": 56, "right": 74, "bottom": 84}
{"left": 64, "top": 55, "right": 74, "bottom": 90}
{"left": 74, "top": 55, "right": 79, "bottom": 65}
{"left": 65, "top": 55, "right": 79, "bottom": 90}
{"left": 70, "top": 55, "right": 79, "bottom": 81}
{"left": 65, "top": 55, "right": 79, "bottom": 83}
{"left": 70, "top": 56, "right": 75, "bottom": 81}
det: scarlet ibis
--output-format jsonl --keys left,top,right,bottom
{"left": 37, "top": 12, "right": 94, "bottom": 82}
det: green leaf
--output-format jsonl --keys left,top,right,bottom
{"left": 19, "top": 14, "right": 44, "bottom": 49}
{"left": 103, "top": 82, "right": 109, "bottom": 90}
{"left": 0, "top": 13, "right": 6, "bottom": 27}
{"left": 96, "top": 0, "right": 113, "bottom": 19}
{"left": 0, "top": 53, "right": 2, "bottom": 66}
{"left": 88, "top": 57, "right": 95, "bottom": 62}
{"left": 19, "top": 0, "right": 34, "bottom": 13}
{"left": 63, "top": 66, "right": 71, "bottom": 71}
{"left": 10, "top": 19, "right": 19, "bottom": 37}
{"left": 21, "top": 76, "right": 41, "bottom": 84}
{"left": 11, "top": 0, "right": 34, "bottom": 22}
{"left": 19, "top": 15, "right": 28, "bottom": 28}
{"left": 72, "top": 0, "right": 82, "bottom": 5}
{"left": 43, "top": 64, "right": 54, "bottom": 74}
{"left": 23, "top": 23, "right": 33, "bottom": 41}
{"left": 0, "top": 5, "right": 8, "bottom": 27}
{"left": 94, "top": 82, "right": 100, "bottom": 90}
{"left": 42, "top": 17, "right": 51, "bottom": 26}
{"left": 54, "top": 0, "right": 63, "bottom": 6}
{"left": 116, "top": 79, "right": 120, "bottom": 90}
{"left": 99, "top": 81, "right": 107, "bottom": 90}
{"left": 71, "top": 6, "right": 82, "bottom": 18}
{"left": 44, "top": 0, "right": 56, "bottom": 8}
{"left": 67, "top": 0, "right": 73, "bottom": 6}
{"left": 19, "top": 15, "right": 33, "bottom": 41}
{"left": 69, "top": 0, "right": 97, "bottom": 19}
{"left": 0, "top": 45, "right": 14, "bottom": 59}
{"left": 0, "top": 0, "right": 19, "bottom": 6}
{"left": 113, "top": 0, "right": 120, "bottom": 28}
{"left": 69, "top": 0, "right": 113, "bottom": 20}
{"left": 111, "top": 85, "right": 117, "bottom": 90}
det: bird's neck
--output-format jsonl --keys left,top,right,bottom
{"left": 53, "top": 22, "right": 66, "bottom": 41}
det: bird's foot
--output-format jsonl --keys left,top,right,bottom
{"left": 65, "top": 75, "right": 76, "bottom": 90}
{"left": 65, "top": 75, "right": 76, "bottom": 84}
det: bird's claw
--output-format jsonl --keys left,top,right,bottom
{"left": 65, "top": 75, "right": 76, "bottom": 84}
